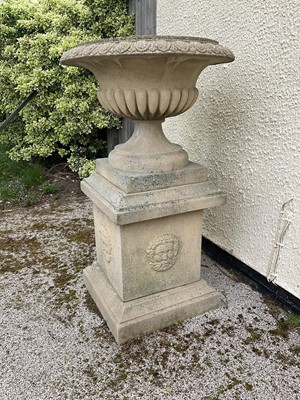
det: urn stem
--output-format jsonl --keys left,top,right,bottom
{"left": 108, "top": 120, "right": 189, "bottom": 173}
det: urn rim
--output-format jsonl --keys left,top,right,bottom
{"left": 60, "top": 35, "right": 235, "bottom": 65}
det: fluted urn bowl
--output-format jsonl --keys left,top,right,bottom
{"left": 61, "top": 36, "right": 234, "bottom": 173}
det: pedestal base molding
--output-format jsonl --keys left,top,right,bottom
{"left": 84, "top": 262, "right": 220, "bottom": 344}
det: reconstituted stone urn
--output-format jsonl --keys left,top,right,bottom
{"left": 61, "top": 36, "right": 234, "bottom": 343}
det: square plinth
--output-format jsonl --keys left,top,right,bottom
{"left": 81, "top": 164, "right": 226, "bottom": 342}
{"left": 84, "top": 262, "right": 220, "bottom": 344}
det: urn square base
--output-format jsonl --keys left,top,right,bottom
{"left": 96, "top": 159, "right": 208, "bottom": 193}
{"left": 84, "top": 262, "right": 220, "bottom": 344}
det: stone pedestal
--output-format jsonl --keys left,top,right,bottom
{"left": 61, "top": 36, "right": 234, "bottom": 343}
{"left": 81, "top": 159, "right": 225, "bottom": 343}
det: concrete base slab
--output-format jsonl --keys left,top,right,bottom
{"left": 84, "top": 262, "right": 220, "bottom": 344}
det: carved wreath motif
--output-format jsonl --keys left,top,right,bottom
{"left": 99, "top": 226, "right": 112, "bottom": 263}
{"left": 61, "top": 36, "right": 234, "bottom": 63}
{"left": 147, "top": 234, "right": 180, "bottom": 272}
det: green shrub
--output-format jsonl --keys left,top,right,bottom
{"left": 0, "top": 0, "right": 134, "bottom": 176}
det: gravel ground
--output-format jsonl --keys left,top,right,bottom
{"left": 0, "top": 198, "right": 299, "bottom": 400}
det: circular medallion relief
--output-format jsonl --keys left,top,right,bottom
{"left": 147, "top": 234, "right": 180, "bottom": 272}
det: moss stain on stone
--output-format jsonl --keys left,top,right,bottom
{"left": 0, "top": 236, "right": 42, "bottom": 273}
{"left": 245, "top": 382, "right": 253, "bottom": 391}
{"left": 83, "top": 365, "right": 98, "bottom": 384}
{"left": 269, "top": 313, "right": 300, "bottom": 338}
{"left": 0, "top": 236, "right": 41, "bottom": 252}
{"left": 274, "top": 351, "right": 299, "bottom": 367}
{"left": 290, "top": 345, "right": 300, "bottom": 354}
{"left": 243, "top": 325, "right": 264, "bottom": 345}
{"left": 64, "top": 229, "right": 94, "bottom": 245}
{"left": 85, "top": 291, "right": 102, "bottom": 318}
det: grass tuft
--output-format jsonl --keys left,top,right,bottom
{"left": 41, "top": 182, "right": 60, "bottom": 195}
{"left": 0, "top": 144, "right": 65, "bottom": 208}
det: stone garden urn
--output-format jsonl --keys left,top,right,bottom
{"left": 61, "top": 36, "right": 234, "bottom": 343}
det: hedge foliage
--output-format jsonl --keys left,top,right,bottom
{"left": 0, "top": 0, "right": 134, "bottom": 176}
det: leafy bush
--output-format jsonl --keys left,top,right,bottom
{"left": 0, "top": 0, "right": 134, "bottom": 176}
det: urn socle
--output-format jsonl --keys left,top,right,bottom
{"left": 61, "top": 36, "right": 234, "bottom": 343}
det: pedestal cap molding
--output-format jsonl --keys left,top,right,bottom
{"left": 81, "top": 172, "right": 226, "bottom": 225}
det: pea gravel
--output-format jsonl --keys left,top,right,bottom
{"left": 0, "top": 198, "right": 299, "bottom": 400}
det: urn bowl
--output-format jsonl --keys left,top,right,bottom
{"left": 61, "top": 36, "right": 234, "bottom": 173}
{"left": 61, "top": 36, "right": 234, "bottom": 121}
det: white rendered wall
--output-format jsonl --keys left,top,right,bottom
{"left": 157, "top": 0, "right": 300, "bottom": 298}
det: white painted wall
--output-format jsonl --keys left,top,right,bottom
{"left": 157, "top": 0, "right": 300, "bottom": 298}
